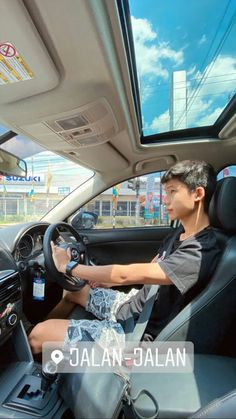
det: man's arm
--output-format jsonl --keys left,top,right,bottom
{"left": 51, "top": 242, "right": 172, "bottom": 286}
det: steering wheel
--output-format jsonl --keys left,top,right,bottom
{"left": 43, "top": 222, "right": 87, "bottom": 291}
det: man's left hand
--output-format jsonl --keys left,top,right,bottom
{"left": 50, "top": 241, "right": 71, "bottom": 273}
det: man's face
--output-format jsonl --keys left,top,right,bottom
{"left": 164, "top": 179, "right": 199, "bottom": 221}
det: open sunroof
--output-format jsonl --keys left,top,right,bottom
{"left": 126, "top": 0, "right": 236, "bottom": 137}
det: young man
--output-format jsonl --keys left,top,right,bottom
{"left": 28, "top": 160, "right": 221, "bottom": 354}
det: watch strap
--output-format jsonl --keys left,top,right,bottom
{"left": 65, "top": 260, "right": 79, "bottom": 276}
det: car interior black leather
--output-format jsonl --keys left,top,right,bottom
{"left": 156, "top": 177, "right": 236, "bottom": 355}
{"left": 190, "top": 387, "right": 236, "bottom": 418}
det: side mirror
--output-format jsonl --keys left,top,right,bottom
{"left": 72, "top": 211, "right": 98, "bottom": 230}
{"left": 0, "top": 148, "right": 27, "bottom": 177}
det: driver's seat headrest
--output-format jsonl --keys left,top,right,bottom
{"left": 209, "top": 176, "right": 236, "bottom": 232}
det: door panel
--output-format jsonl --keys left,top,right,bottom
{"left": 79, "top": 226, "right": 173, "bottom": 265}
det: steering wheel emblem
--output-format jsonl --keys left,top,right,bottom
{"left": 43, "top": 222, "right": 87, "bottom": 291}
{"left": 71, "top": 248, "right": 79, "bottom": 260}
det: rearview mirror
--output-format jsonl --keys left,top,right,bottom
{"left": 0, "top": 148, "right": 27, "bottom": 177}
{"left": 72, "top": 211, "right": 98, "bottom": 230}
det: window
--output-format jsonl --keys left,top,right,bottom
{"left": 94, "top": 201, "right": 100, "bottom": 215}
{"left": 127, "top": 0, "right": 236, "bottom": 136}
{"left": 116, "top": 201, "right": 128, "bottom": 216}
{"left": 0, "top": 128, "right": 93, "bottom": 224}
{"left": 78, "top": 172, "right": 170, "bottom": 229}
{"left": 130, "top": 201, "right": 136, "bottom": 216}
{"left": 101, "top": 201, "right": 111, "bottom": 216}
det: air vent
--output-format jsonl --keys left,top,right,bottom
{"left": 44, "top": 98, "right": 118, "bottom": 148}
{"left": 0, "top": 273, "right": 21, "bottom": 301}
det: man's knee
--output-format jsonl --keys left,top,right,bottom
{"left": 64, "top": 291, "right": 75, "bottom": 303}
{"left": 28, "top": 319, "right": 69, "bottom": 355}
{"left": 28, "top": 321, "right": 46, "bottom": 354}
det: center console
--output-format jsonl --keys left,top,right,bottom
{"left": 0, "top": 269, "right": 69, "bottom": 418}
{"left": 0, "top": 321, "right": 68, "bottom": 418}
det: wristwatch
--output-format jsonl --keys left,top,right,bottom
{"left": 65, "top": 260, "right": 79, "bottom": 276}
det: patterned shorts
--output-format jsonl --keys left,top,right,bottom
{"left": 64, "top": 287, "right": 138, "bottom": 347}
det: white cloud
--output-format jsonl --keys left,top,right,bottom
{"left": 149, "top": 110, "right": 170, "bottom": 133}
{"left": 131, "top": 16, "right": 184, "bottom": 81}
{"left": 196, "top": 106, "right": 224, "bottom": 126}
{"left": 198, "top": 34, "right": 207, "bottom": 45}
{"left": 147, "top": 54, "right": 236, "bottom": 131}
{"left": 185, "top": 55, "right": 236, "bottom": 126}
{"left": 187, "top": 65, "right": 196, "bottom": 76}
{"left": 140, "top": 83, "right": 155, "bottom": 104}
{"left": 131, "top": 17, "right": 157, "bottom": 43}
{"left": 185, "top": 97, "right": 213, "bottom": 126}
{"left": 192, "top": 55, "right": 236, "bottom": 97}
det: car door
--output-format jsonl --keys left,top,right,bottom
{"left": 70, "top": 172, "right": 173, "bottom": 266}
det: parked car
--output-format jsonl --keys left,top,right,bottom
{"left": 0, "top": 0, "right": 236, "bottom": 418}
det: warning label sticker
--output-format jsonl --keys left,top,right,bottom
{"left": 0, "top": 42, "right": 34, "bottom": 85}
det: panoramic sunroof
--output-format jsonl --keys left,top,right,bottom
{"left": 128, "top": 0, "right": 236, "bottom": 136}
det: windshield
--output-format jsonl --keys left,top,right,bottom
{"left": 0, "top": 129, "right": 93, "bottom": 225}
{"left": 129, "top": 0, "right": 236, "bottom": 135}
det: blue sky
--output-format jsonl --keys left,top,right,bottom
{"left": 129, "top": 0, "right": 236, "bottom": 135}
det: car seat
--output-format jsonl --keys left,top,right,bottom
{"left": 156, "top": 176, "right": 236, "bottom": 355}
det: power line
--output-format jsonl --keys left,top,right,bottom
{"left": 175, "top": 2, "right": 236, "bottom": 129}
{"left": 144, "top": 90, "right": 235, "bottom": 111}
{"left": 190, "top": 0, "right": 233, "bottom": 93}
{"left": 141, "top": 71, "right": 236, "bottom": 93}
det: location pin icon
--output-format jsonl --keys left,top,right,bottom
{"left": 51, "top": 349, "right": 64, "bottom": 365}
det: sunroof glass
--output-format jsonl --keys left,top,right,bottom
{"left": 129, "top": 0, "right": 236, "bottom": 136}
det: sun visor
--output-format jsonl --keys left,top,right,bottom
{"left": 0, "top": 0, "right": 59, "bottom": 103}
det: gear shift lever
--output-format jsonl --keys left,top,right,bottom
{"left": 41, "top": 360, "right": 58, "bottom": 394}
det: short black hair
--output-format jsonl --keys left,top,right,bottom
{"left": 161, "top": 160, "right": 216, "bottom": 212}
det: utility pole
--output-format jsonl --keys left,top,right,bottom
{"left": 128, "top": 178, "right": 140, "bottom": 226}
{"left": 135, "top": 178, "right": 140, "bottom": 226}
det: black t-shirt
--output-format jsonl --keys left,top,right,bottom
{"left": 116, "top": 226, "right": 222, "bottom": 340}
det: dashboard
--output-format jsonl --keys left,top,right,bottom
{"left": 14, "top": 232, "right": 44, "bottom": 262}
{"left": 0, "top": 222, "right": 75, "bottom": 338}
{"left": 0, "top": 222, "right": 50, "bottom": 256}
{"left": 0, "top": 222, "right": 78, "bottom": 265}
{"left": 7, "top": 223, "right": 51, "bottom": 269}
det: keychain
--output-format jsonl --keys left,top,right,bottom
{"left": 33, "top": 270, "right": 45, "bottom": 301}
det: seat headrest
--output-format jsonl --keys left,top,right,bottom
{"left": 209, "top": 177, "right": 236, "bottom": 231}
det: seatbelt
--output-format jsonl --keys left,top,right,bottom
{"left": 126, "top": 226, "right": 182, "bottom": 343}
{"left": 117, "top": 227, "right": 182, "bottom": 419}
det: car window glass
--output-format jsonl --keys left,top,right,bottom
{"left": 74, "top": 172, "right": 170, "bottom": 229}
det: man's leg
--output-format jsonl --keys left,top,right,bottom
{"left": 28, "top": 319, "right": 69, "bottom": 354}
{"left": 29, "top": 287, "right": 139, "bottom": 354}
{"left": 46, "top": 284, "right": 91, "bottom": 319}
{"left": 28, "top": 317, "right": 125, "bottom": 354}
